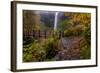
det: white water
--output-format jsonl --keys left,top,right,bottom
{"left": 54, "top": 12, "right": 59, "bottom": 30}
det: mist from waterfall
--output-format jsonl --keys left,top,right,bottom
{"left": 54, "top": 12, "right": 59, "bottom": 30}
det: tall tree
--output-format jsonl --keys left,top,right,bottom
{"left": 23, "top": 10, "right": 41, "bottom": 39}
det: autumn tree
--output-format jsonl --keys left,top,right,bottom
{"left": 64, "top": 12, "right": 91, "bottom": 29}
{"left": 23, "top": 10, "right": 41, "bottom": 40}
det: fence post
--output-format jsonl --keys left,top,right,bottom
{"left": 45, "top": 31, "right": 46, "bottom": 39}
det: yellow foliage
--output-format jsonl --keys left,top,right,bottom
{"left": 64, "top": 12, "right": 91, "bottom": 27}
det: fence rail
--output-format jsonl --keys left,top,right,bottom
{"left": 23, "top": 30, "right": 65, "bottom": 39}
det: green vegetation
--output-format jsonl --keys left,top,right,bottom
{"left": 80, "top": 45, "right": 91, "bottom": 59}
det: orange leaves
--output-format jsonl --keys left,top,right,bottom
{"left": 64, "top": 12, "right": 91, "bottom": 27}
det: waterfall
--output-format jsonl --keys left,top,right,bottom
{"left": 54, "top": 12, "right": 59, "bottom": 30}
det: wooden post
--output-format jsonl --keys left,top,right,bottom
{"left": 39, "top": 30, "right": 40, "bottom": 38}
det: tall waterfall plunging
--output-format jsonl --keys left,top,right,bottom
{"left": 54, "top": 12, "right": 59, "bottom": 30}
